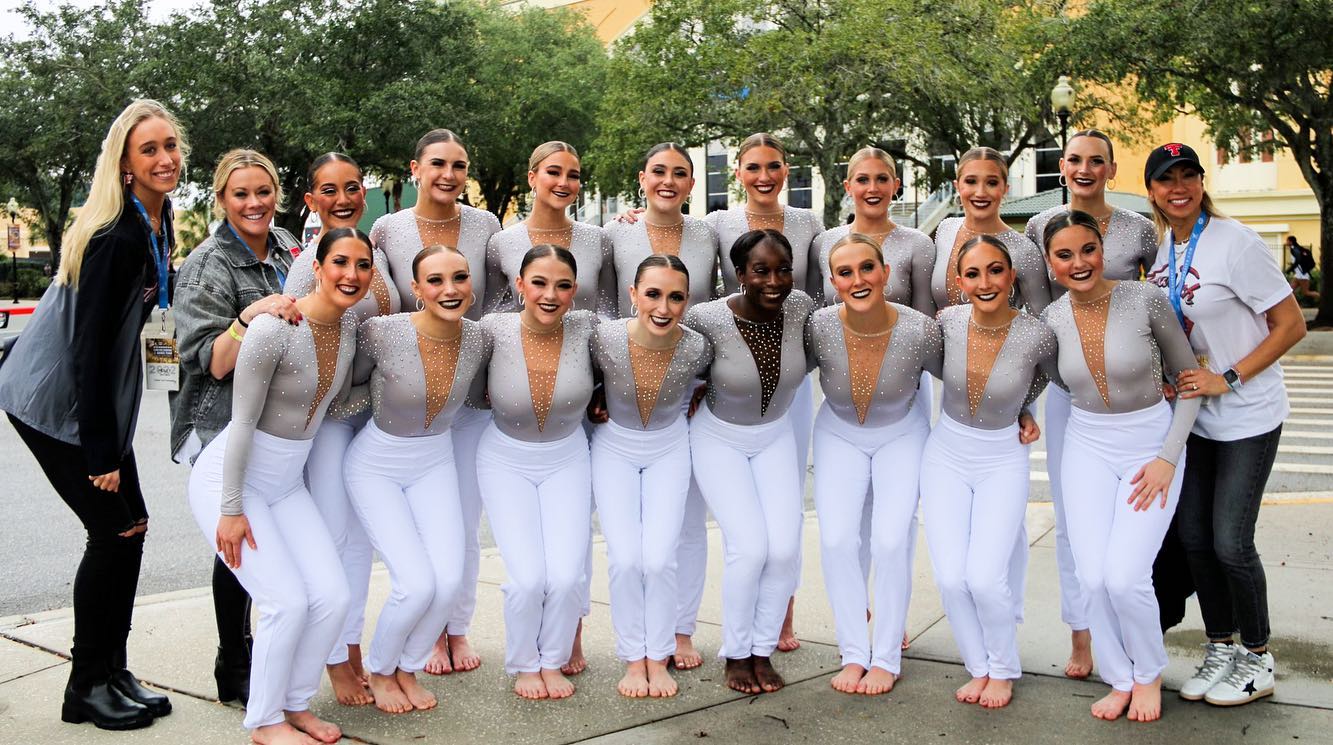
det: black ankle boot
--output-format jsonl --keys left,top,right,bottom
{"left": 108, "top": 669, "right": 172, "bottom": 717}
{"left": 214, "top": 646, "right": 250, "bottom": 705}
{"left": 61, "top": 682, "right": 154, "bottom": 730}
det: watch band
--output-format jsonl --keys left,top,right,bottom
{"left": 1223, "top": 368, "right": 1243, "bottom": 393}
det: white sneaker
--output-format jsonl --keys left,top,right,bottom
{"left": 1179, "top": 642, "right": 1235, "bottom": 701}
{"left": 1205, "top": 650, "right": 1275, "bottom": 706}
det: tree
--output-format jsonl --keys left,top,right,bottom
{"left": 1070, "top": 0, "right": 1333, "bottom": 325}
{"left": 0, "top": 0, "right": 156, "bottom": 268}
{"left": 591, "top": 0, "right": 1068, "bottom": 226}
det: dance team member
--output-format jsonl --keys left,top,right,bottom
{"left": 187, "top": 227, "right": 372, "bottom": 744}
{"left": 342, "top": 246, "right": 490, "bottom": 713}
{"left": 284, "top": 152, "right": 398, "bottom": 705}
{"left": 604, "top": 142, "right": 719, "bottom": 668}
{"left": 486, "top": 142, "right": 613, "bottom": 315}
{"left": 921, "top": 235, "right": 1055, "bottom": 710}
{"left": 172, "top": 148, "right": 302, "bottom": 707}
{"left": 476, "top": 245, "right": 599, "bottom": 700}
{"left": 370, "top": 128, "right": 501, "bottom": 674}
{"left": 685, "top": 229, "right": 815, "bottom": 694}
{"left": 808, "top": 233, "right": 939, "bottom": 696}
{"left": 1024, "top": 130, "right": 1158, "bottom": 679}
{"left": 1041, "top": 210, "right": 1200, "bottom": 723}
{"left": 589, "top": 254, "right": 711, "bottom": 698}
{"left": 0, "top": 99, "right": 182, "bottom": 730}
{"left": 1142, "top": 144, "right": 1305, "bottom": 706}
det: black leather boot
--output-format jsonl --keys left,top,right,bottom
{"left": 108, "top": 669, "right": 172, "bottom": 717}
{"left": 61, "top": 682, "right": 154, "bottom": 730}
{"left": 214, "top": 646, "right": 250, "bottom": 705}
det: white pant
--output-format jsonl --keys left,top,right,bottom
{"left": 476, "top": 425, "right": 591, "bottom": 674}
{"left": 674, "top": 480, "right": 708, "bottom": 636}
{"left": 188, "top": 426, "right": 349, "bottom": 730}
{"left": 1063, "top": 400, "right": 1182, "bottom": 691}
{"left": 1044, "top": 385, "right": 1087, "bottom": 631}
{"left": 814, "top": 405, "right": 928, "bottom": 673}
{"left": 592, "top": 418, "right": 691, "bottom": 662}
{"left": 304, "top": 415, "right": 374, "bottom": 665}
{"left": 345, "top": 422, "right": 464, "bottom": 675}
{"left": 921, "top": 414, "right": 1028, "bottom": 680}
{"left": 447, "top": 406, "right": 491, "bottom": 635}
{"left": 690, "top": 403, "right": 802, "bottom": 659}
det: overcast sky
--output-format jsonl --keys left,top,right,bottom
{"left": 1, "top": 0, "right": 199, "bottom": 39}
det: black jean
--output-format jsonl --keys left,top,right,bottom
{"left": 1176, "top": 426, "right": 1282, "bottom": 648}
{"left": 9, "top": 414, "right": 147, "bottom": 690}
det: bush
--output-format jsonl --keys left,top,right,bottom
{"left": 0, "top": 267, "right": 50, "bottom": 299}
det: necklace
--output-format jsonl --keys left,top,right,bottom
{"left": 968, "top": 313, "right": 1014, "bottom": 331}
{"left": 415, "top": 321, "right": 463, "bottom": 342}
{"left": 519, "top": 314, "right": 562, "bottom": 334}
{"left": 842, "top": 321, "right": 892, "bottom": 338}
{"left": 415, "top": 209, "right": 460, "bottom": 225}
{"left": 1071, "top": 285, "right": 1115, "bottom": 305}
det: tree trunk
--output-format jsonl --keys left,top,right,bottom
{"left": 1312, "top": 199, "right": 1333, "bottom": 327}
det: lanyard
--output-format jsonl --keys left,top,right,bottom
{"left": 128, "top": 194, "right": 169, "bottom": 311}
{"left": 226, "top": 222, "right": 286, "bottom": 288}
{"left": 1167, "top": 213, "right": 1207, "bottom": 328}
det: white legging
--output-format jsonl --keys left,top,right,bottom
{"left": 674, "top": 380, "right": 709, "bottom": 638}
{"left": 690, "top": 403, "right": 802, "bottom": 659}
{"left": 1044, "top": 385, "right": 1087, "bottom": 631}
{"left": 592, "top": 417, "right": 691, "bottom": 662}
{"left": 344, "top": 422, "right": 464, "bottom": 675}
{"left": 921, "top": 414, "right": 1028, "bottom": 681}
{"left": 304, "top": 415, "right": 374, "bottom": 665}
{"left": 476, "top": 424, "right": 591, "bottom": 674}
{"left": 1062, "top": 400, "right": 1182, "bottom": 692}
{"left": 447, "top": 406, "right": 491, "bottom": 636}
{"left": 188, "top": 426, "right": 349, "bottom": 730}
{"left": 814, "top": 404, "right": 928, "bottom": 673}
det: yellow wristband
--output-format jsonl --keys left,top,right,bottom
{"left": 227, "top": 323, "right": 245, "bottom": 343}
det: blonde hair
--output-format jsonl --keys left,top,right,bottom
{"left": 528, "top": 141, "right": 579, "bottom": 172}
{"left": 846, "top": 147, "right": 897, "bottom": 181}
{"left": 957, "top": 146, "right": 1008, "bottom": 182}
{"left": 827, "top": 232, "right": 885, "bottom": 270}
{"left": 57, "top": 99, "right": 188, "bottom": 287}
{"left": 737, "top": 132, "right": 787, "bottom": 162}
{"left": 212, "top": 149, "right": 284, "bottom": 220}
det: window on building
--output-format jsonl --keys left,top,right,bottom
{"left": 1219, "top": 129, "right": 1276, "bottom": 165}
{"left": 788, "top": 164, "right": 812, "bottom": 209}
{"left": 706, "top": 150, "right": 729, "bottom": 214}
{"left": 1035, "top": 133, "right": 1061, "bottom": 194}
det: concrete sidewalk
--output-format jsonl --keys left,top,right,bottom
{"left": 2, "top": 498, "right": 1330, "bottom": 745}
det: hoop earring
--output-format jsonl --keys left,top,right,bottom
{"left": 1058, "top": 174, "right": 1068, "bottom": 187}
{"left": 630, "top": 302, "right": 638, "bottom": 317}
{"left": 516, "top": 293, "right": 524, "bottom": 307}
{"left": 637, "top": 186, "right": 646, "bottom": 200}
{"left": 1009, "top": 284, "right": 1017, "bottom": 303}
{"left": 470, "top": 292, "right": 477, "bottom": 306}
{"left": 415, "top": 296, "right": 424, "bottom": 311}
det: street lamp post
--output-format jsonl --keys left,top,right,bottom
{"left": 6, "top": 198, "right": 18, "bottom": 304}
{"left": 1050, "top": 75, "right": 1075, "bottom": 206}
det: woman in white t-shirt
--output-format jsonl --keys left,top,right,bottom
{"left": 1142, "top": 143, "right": 1305, "bottom": 708}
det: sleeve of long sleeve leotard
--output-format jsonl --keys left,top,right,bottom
{"left": 220, "top": 316, "right": 287, "bottom": 515}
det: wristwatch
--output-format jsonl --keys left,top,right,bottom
{"left": 1223, "top": 368, "right": 1244, "bottom": 393}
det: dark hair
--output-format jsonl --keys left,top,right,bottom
{"left": 307, "top": 152, "right": 360, "bottom": 191}
{"left": 642, "top": 142, "right": 694, "bottom": 175}
{"left": 1067, "top": 129, "right": 1115, "bottom": 161}
{"left": 737, "top": 132, "right": 787, "bottom": 162}
{"left": 519, "top": 243, "right": 577, "bottom": 277}
{"left": 316, "top": 227, "right": 373, "bottom": 263}
{"left": 414, "top": 128, "right": 465, "bottom": 161}
{"left": 634, "top": 253, "right": 690, "bottom": 286}
{"left": 411, "top": 244, "right": 468, "bottom": 280}
{"left": 954, "top": 234, "right": 1012, "bottom": 274}
{"left": 1042, "top": 210, "right": 1103, "bottom": 254}
{"left": 730, "top": 229, "right": 793, "bottom": 274}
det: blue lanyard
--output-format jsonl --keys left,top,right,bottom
{"left": 129, "top": 194, "right": 169, "bottom": 310}
{"left": 1167, "top": 213, "right": 1207, "bottom": 327}
{"left": 226, "top": 221, "right": 286, "bottom": 288}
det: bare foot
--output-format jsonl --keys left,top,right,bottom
{"left": 368, "top": 672, "right": 412, "bottom": 714}
{"left": 1091, "top": 689, "right": 1132, "bottom": 721}
{"left": 328, "top": 661, "right": 372, "bottom": 706}
{"left": 672, "top": 634, "right": 703, "bottom": 670}
{"left": 251, "top": 722, "right": 319, "bottom": 745}
{"left": 618, "top": 659, "right": 650, "bottom": 698}
{"left": 284, "top": 710, "right": 341, "bottom": 744}
{"left": 347, "top": 644, "right": 368, "bottom": 685}
{"left": 955, "top": 676, "right": 988, "bottom": 704}
{"left": 447, "top": 634, "right": 481, "bottom": 672}
{"left": 395, "top": 670, "right": 436, "bottom": 710}
{"left": 831, "top": 663, "right": 866, "bottom": 694}
{"left": 541, "top": 667, "right": 576, "bottom": 699}
{"left": 514, "top": 671, "right": 548, "bottom": 700}
{"left": 646, "top": 658, "right": 677, "bottom": 697}
{"left": 902, "top": 631, "right": 911, "bottom": 651}
{"left": 751, "top": 655, "right": 785, "bottom": 692}
{"left": 424, "top": 632, "right": 453, "bottom": 675}
{"left": 979, "top": 677, "right": 1013, "bottom": 708}
{"left": 561, "top": 619, "right": 587, "bottom": 676}
{"left": 1128, "top": 677, "right": 1162, "bottom": 722}
{"left": 777, "top": 597, "right": 800, "bottom": 652}
{"left": 725, "top": 657, "right": 759, "bottom": 694}
{"left": 858, "top": 666, "right": 897, "bottom": 696}
{"left": 1065, "top": 629, "right": 1093, "bottom": 679}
